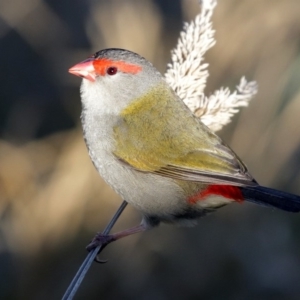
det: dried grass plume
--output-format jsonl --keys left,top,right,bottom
{"left": 165, "top": 0, "right": 258, "bottom": 132}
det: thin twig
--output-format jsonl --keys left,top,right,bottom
{"left": 62, "top": 200, "right": 128, "bottom": 300}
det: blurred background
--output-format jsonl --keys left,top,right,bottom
{"left": 1, "top": 0, "right": 300, "bottom": 299}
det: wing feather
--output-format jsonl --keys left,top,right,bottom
{"left": 113, "top": 83, "right": 257, "bottom": 187}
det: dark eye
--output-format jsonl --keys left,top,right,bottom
{"left": 107, "top": 67, "right": 118, "bottom": 75}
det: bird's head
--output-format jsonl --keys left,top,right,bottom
{"left": 69, "top": 49, "right": 165, "bottom": 115}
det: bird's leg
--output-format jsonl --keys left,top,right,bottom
{"left": 86, "top": 223, "right": 147, "bottom": 252}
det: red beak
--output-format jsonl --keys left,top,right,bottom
{"left": 69, "top": 58, "right": 96, "bottom": 82}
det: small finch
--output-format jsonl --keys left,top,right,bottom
{"left": 69, "top": 48, "right": 300, "bottom": 246}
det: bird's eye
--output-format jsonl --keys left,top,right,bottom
{"left": 107, "top": 67, "right": 118, "bottom": 75}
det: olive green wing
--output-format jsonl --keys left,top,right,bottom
{"left": 153, "top": 146, "right": 256, "bottom": 186}
{"left": 113, "top": 84, "right": 257, "bottom": 187}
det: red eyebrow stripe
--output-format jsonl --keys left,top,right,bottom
{"left": 93, "top": 59, "right": 142, "bottom": 76}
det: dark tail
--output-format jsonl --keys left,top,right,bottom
{"left": 240, "top": 185, "right": 300, "bottom": 212}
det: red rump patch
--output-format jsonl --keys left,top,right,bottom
{"left": 93, "top": 59, "right": 142, "bottom": 76}
{"left": 188, "top": 185, "right": 244, "bottom": 204}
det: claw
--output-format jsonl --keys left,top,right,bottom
{"left": 86, "top": 233, "right": 115, "bottom": 252}
{"left": 86, "top": 233, "right": 113, "bottom": 263}
{"left": 94, "top": 256, "right": 108, "bottom": 264}
{"left": 86, "top": 231, "right": 123, "bottom": 264}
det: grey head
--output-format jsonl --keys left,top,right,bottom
{"left": 79, "top": 48, "right": 167, "bottom": 116}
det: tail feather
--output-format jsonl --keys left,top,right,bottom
{"left": 240, "top": 186, "right": 300, "bottom": 213}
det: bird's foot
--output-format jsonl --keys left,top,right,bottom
{"left": 86, "top": 224, "right": 147, "bottom": 263}
{"left": 86, "top": 233, "right": 115, "bottom": 252}
{"left": 86, "top": 233, "right": 116, "bottom": 263}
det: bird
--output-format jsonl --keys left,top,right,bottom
{"left": 69, "top": 48, "right": 300, "bottom": 248}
